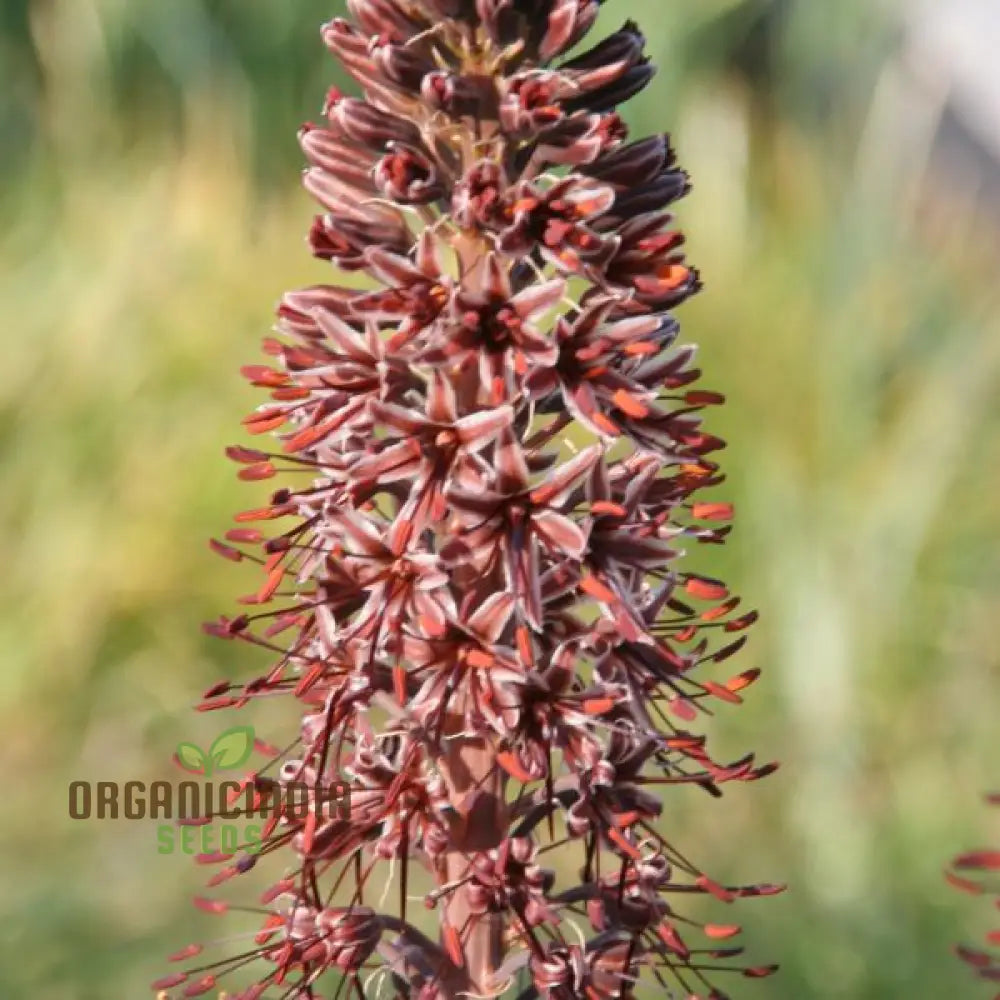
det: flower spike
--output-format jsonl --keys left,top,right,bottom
{"left": 159, "top": 2, "right": 780, "bottom": 998}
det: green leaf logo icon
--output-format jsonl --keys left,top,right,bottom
{"left": 176, "top": 742, "right": 208, "bottom": 774}
{"left": 209, "top": 725, "right": 255, "bottom": 771}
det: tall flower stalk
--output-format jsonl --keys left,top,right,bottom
{"left": 156, "top": 2, "right": 779, "bottom": 997}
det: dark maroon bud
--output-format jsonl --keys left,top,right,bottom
{"left": 609, "top": 166, "right": 690, "bottom": 218}
{"left": 582, "top": 134, "right": 671, "bottom": 186}
{"left": 328, "top": 96, "right": 423, "bottom": 150}
{"left": 335, "top": 213, "right": 413, "bottom": 257}
{"left": 299, "top": 127, "right": 374, "bottom": 189}
{"left": 279, "top": 286, "right": 357, "bottom": 326}
{"left": 227, "top": 614, "right": 249, "bottom": 635}
{"left": 561, "top": 20, "right": 645, "bottom": 72}
{"left": 565, "top": 62, "right": 656, "bottom": 114}
{"left": 373, "top": 42, "right": 435, "bottom": 91}
{"left": 519, "top": 111, "right": 627, "bottom": 171}
{"left": 347, "top": 0, "right": 425, "bottom": 42}
{"left": 320, "top": 19, "right": 376, "bottom": 80}
{"left": 475, "top": 0, "right": 516, "bottom": 43}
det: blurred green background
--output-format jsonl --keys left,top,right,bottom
{"left": 2, "top": 0, "right": 999, "bottom": 997}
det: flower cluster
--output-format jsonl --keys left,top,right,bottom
{"left": 947, "top": 794, "right": 1000, "bottom": 991}
{"left": 156, "top": 2, "right": 779, "bottom": 997}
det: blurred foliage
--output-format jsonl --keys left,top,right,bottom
{"left": 1, "top": 0, "right": 999, "bottom": 998}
